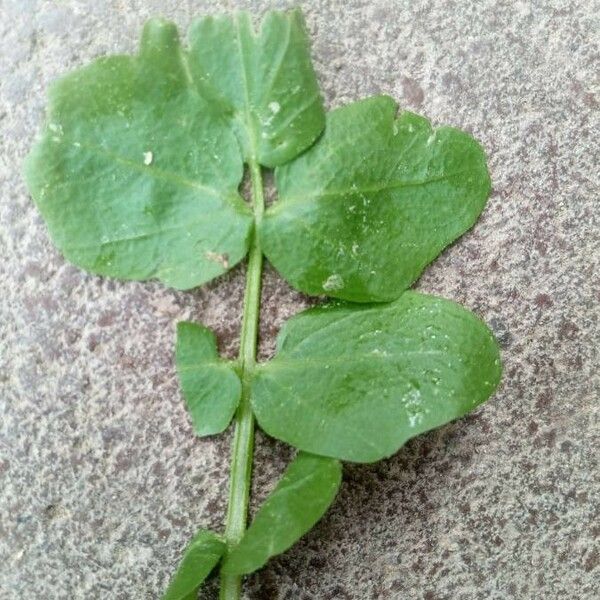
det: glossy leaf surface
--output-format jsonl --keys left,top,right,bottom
{"left": 261, "top": 96, "right": 491, "bottom": 302}
{"left": 176, "top": 322, "right": 241, "bottom": 436}
{"left": 222, "top": 453, "right": 341, "bottom": 575}
{"left": 24, "top": 10, "right": 326, "bottom": 290}
{"left": 251, "top": 292, "right": 501, "bottom": 462}
{"left": 188, "top": 9, "right": 325, "bottom": 167}
{"left": 25, "top": 19, "right": 252, "bottom": 290}
{"left": 162, "top": 529, "right": 225, "bottom": 600}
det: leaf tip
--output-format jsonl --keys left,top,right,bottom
{"left": 140, "top": 17, "right": 180, "bottom": 53}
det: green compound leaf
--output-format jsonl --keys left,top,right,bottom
{"left": 251, "top": 292, "right": 501, "bottom": 463}
{"left": 188, "top": 9, "right": 325, "bottom": 167}
{"left": 162, "top": 529, "right": 226, "bottom": 600}
{"left": 24, "top": 19, "right": 252, "bottom": 290}
{"left": 222, "top": 453, "right": 341, "bottom": 575}
{"left": 24, "top": 10, "right": 326, "bottom": 289}
{"left": 176, "top": 322, "right": 241, "bottom": 436}
{"left": 261, "top": 95, "right": 491, "bottom": 302}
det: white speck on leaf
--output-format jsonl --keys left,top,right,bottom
{"left": 370, "top": 348, "right": 389, "bottom": 357}
{"left": 205, "top": 251, "right": 229, "bottom": 269}
{"left": 143, "top": 151, "right": 153, "bottom": 165}
{"left": 268, "top": 101, "right": 281, "bottom": 114}
{"left": 408, "top": 414, "right": 423, "bottom": 427}
{"left": 48, "top": 122, "right": 63, "bottom": 135}
{"left": 322, "top": 274, "right": 344, "bottom": 292}
{"left": 404, "top": 388, "right": 424, "bottom": 428}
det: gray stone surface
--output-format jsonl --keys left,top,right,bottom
{"left": 1, "top": 0, "right": 598, "bottom": 598}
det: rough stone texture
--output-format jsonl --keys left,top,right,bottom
{"left": 1, "top": 0, "right": 598, "bottom": 598}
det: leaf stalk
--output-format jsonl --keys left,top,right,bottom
{"left": 219, "top": 161, "right": 264, "bottom": 600}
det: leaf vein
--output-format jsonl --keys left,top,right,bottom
{"left": 59, "top": 139, "right": 238, "bottom": 202}
{"left": 281, "top": 170, "right": 476, "bottom": 205}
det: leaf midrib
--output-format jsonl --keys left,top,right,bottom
{"left": 54, "top": 137, "right": 241, "bottom": 204}
{"left": 278, "top": 169, "right": 477, "bottom": 207}
{"left": 234, "top": 14, "right": 257, "bottom": 159}
{"left": 259, "top": 349, "right": 450, "bottom": 371}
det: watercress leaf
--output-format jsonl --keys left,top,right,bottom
{"left": 261, "top": 95, "right": 491, "bottom": 302}
{"left": 176, "top": 322, "right": 241, "bottom": 436}
{"left": 221, "top": 452, "right": 341, "bottom": 575}
{"left": 187, "top": 9, "right": 325, "bottom": 167}
{"left": 251, "top": 291, "right": 501, "bottom": 463}
{"left": 24, "top": 18, "right": 253, "bottom": 290}
{"left": 162, "top": 529, "right": 226, "bottom": 600}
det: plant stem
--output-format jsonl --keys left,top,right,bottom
{"left": 219, "top": 161, "right": 265, "bottom": 600}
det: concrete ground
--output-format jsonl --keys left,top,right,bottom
{"left": 1, "top": 0, "right": 598, "bottom": 598}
